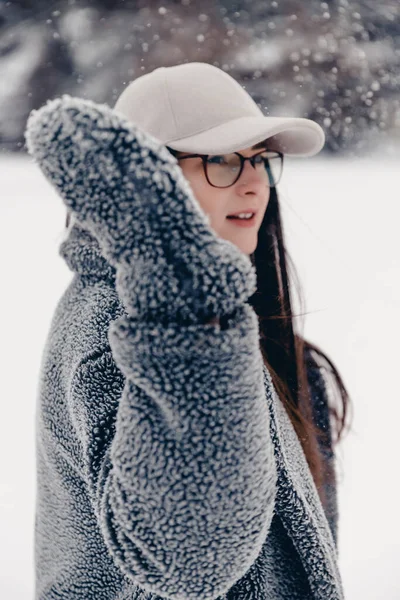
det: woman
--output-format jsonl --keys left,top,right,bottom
{"left": 26, "top": 62, "right": 350, "bottom": 599}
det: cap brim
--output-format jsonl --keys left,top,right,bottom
{"left": 166, "top": 115, "right": 325, "bottom": 157}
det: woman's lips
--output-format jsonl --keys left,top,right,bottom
{"left": 226, "top": 214, "right": 257, "bottom": 227}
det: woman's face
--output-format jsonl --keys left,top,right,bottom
{"left": 176, "top": 145, "right": 271, "bottom": 256}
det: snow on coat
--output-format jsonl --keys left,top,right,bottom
{"left": 25, "top": 96, "right": 344, "bottom": 600}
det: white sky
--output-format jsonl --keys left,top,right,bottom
{"left": 0, "top": 150, "right": 399, "bottom": 599}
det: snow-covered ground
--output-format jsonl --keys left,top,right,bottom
{"left": 1, "top": 151, "right": 399, "bottom": 598}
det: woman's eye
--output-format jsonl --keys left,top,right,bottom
{"left": 207, "top": 155, "right": 226, "bottom": 165}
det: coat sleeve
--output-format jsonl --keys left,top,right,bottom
{"left": 67, "top": 303, "right": 278, "bottom": 600}
{"left": 26, "top": 95, "right": 277, "bottom": 598}
{"left": 306, "top": 352, "right": 339, "bottom": 550}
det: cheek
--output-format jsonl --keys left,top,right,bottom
{"left": 179, "top": 164, "right": 230, "bottom": 223}
{"left": 188, "top": 179, "right": 223, "bottom": 219}
{"left": 180, "top": 166, "right": 208, "bottom": 205}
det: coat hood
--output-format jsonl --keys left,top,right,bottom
{"left": 59, "top": 217, "right": 117, "bottom": 283}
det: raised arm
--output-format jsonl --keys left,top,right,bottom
{"left": 26, "top": 97, "right": 278, "bottom": 600}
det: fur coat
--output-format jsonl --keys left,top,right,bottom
{"left": 25, "top": 96, "right": 344, "bottom": 600}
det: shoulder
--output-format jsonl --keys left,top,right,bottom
{"left": 53, "top": 276, "right": 126, "bottom": 376}
{"left": 304, "top": 346, "right": 334, "bottom": 456}
{"left": 304, "top": 347, "right": 331, "bottom": 406}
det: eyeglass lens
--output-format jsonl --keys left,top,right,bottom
{"left": 205, "top": 151, "right": 283, "bottom": 188}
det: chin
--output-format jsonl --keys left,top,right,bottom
{"left": 242, "top": 236, "right": 258, "bottom": 255}
{"left": 218, "top": 227, "right": 257, "bottom": 256}
{"left": 236, "top": 241, "right": 257, "bottom": 257}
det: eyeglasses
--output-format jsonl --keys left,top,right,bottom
{"left": 173, "top": 149, "right": 284, "bottom": 188}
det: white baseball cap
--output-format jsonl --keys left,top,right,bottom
{"left": 114, "top": 61, "right": 325, "bottom": 157}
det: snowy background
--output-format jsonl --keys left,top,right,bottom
{"left": 1, "top": 0, "right": 400, "bottom": 598}
{"left": 1, "top": 150, "right": 399, "bottom": 599}
{"left": 1, "top": 1, "right": 399, "bottom": 154}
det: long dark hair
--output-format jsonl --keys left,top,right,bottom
{"left": 64, "top": 145, "right": 352, "bottom": 511}
{"left": 165, "top": 144, "right": 352, "bottom": 512}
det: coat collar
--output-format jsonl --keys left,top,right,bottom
{"left": 263, "top": 365, "right": 344, "bottom": 599}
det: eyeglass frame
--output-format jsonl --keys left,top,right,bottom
{"left": 169, "top": 148, "right": 284, "bottom": 189}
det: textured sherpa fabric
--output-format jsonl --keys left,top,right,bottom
{"left": 26, "top": 96, "right": 257, "bottom": 327}
{"left": 25, "top": 96, "right": 344, "bottom": 600}
{"left": 305, "top": 356, "right": 339, "bottom": 549}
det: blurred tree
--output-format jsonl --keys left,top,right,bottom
{"left": 0, "top": 0, "right": 398, "bottom": 155}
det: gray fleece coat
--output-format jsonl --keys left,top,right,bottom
{"left": 26, "top": 96, "right": 344, "bottom": 600}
